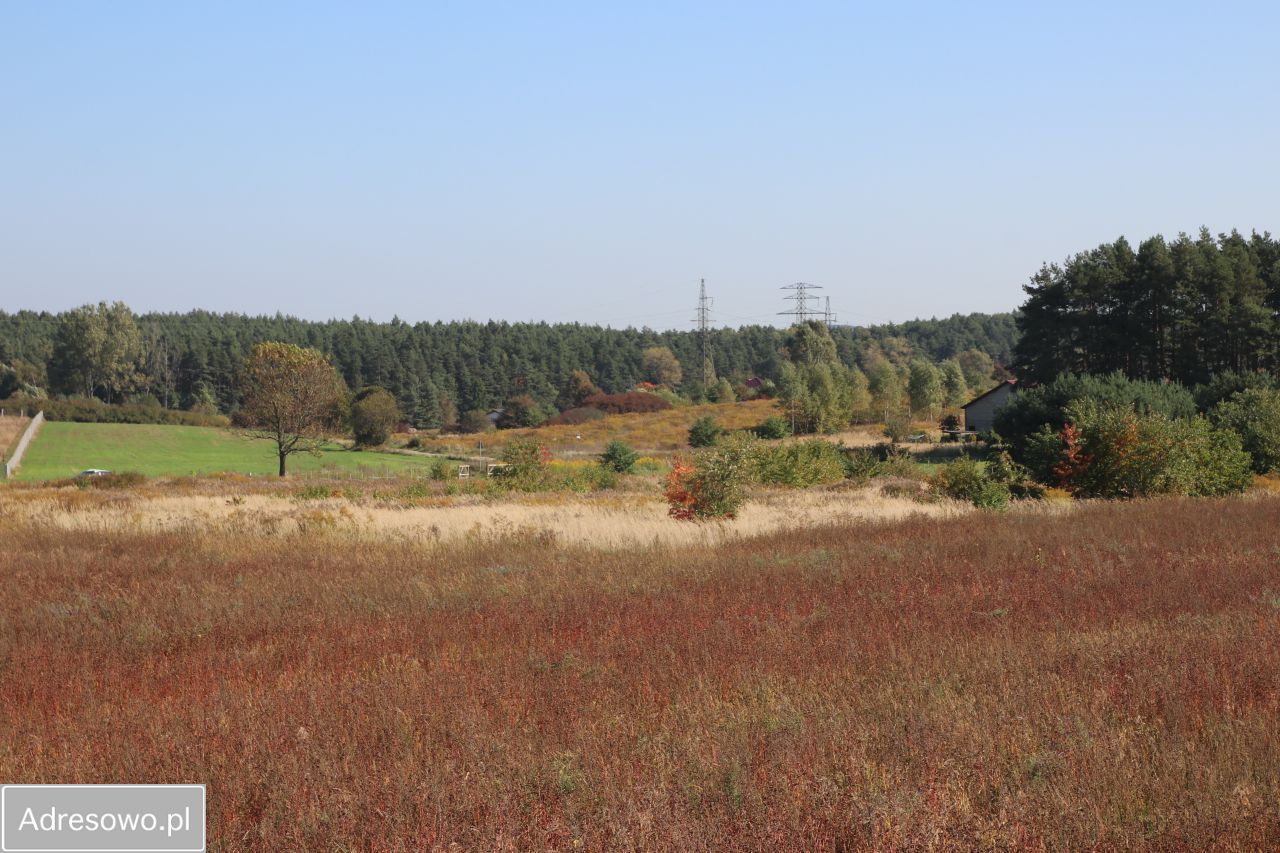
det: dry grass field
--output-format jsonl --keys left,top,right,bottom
{"left": 0, "top": 412, "right": 30, "bottom": 462}
{"left": 2, "top": 482, "right": 1278, "bottom": 849}
{"left": 408, "top": 399, "right": 782, "bottom": 456}
{"left": 0, "top": 479, "right": 966, "bottom": 548}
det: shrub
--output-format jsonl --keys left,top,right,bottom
{"left": 709, "top": 377, "right": 736, "bottom": 403}
{"left": 76, "top": 471, "right": 147, "bottom": 490}
{"left": 350, "top": 386, "right": 401, "bottom": 446}
{"left": 651, "top": 389, "right": 690, "bottom": 408}
{"left": 864, "top": 441, "right": 918, "bottom": 479}
{"left": 459, "top": 409, "right": 495, "bottom": 434}
{"left": 665, "top": 434, "right": 757, "bottom": 520}
{"left": 753, "top": 415, "right": 791, "bottom": 440}
{"left": 1022, "top": 424, "right": 1066, "bottom": 484}
{"left": 688, "top": 415, "right": 723, "bottom": 448}
{"left": 883, "top": 412, "right": 911, "bottom": 443}
{"left": 292, "top": 484, "right": 334, "bottom": 501}
{"left": 939, "top": 413, "right": 962, "bottom": 442}
{"left": 985, "top": 447, "right": 1045, "bottom": 499}
{"left": 600, "top": 440, "right": 639, "bottom": 474}
{"left": 929, "top": 457, "right": 1009, "bottom": 509}
{"left": 555, "top": 461, "right": 620, "bottom": 493}
{"left": 583, "top": 393, "right": 673, "bottom": 415}
{"left": 496, "top": 438, "right": 552, "bottom": 491}
{"left": 543, "top": 406, "right": 607, "bottom": 426}
{"left": 841, "top": 447, "right": 881, "bottom": 484}
{"left": 1210, "top": 388, "right": 1280, "bottom": 473}
{"left": 755, "top": 440, "right": 847, "bottom": 488}
{"left": 428, "top": 458, "right": 455, "bottom": 480}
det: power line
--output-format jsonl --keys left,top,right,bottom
{"left": 778, "top": 282, "right": 824, "bottom": 324}
{"left": 694, "top": 279, "right": 714, "bottom": 386}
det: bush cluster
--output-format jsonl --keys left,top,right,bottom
{"left": 755, "top": 439, "right": 847, "bottom": 488}
{"left": 929, "top": 457, "right": 1010, "bottom": 510}
{"left": 1210, "top": 388, "right": 1280, "bottom": 474}
{"left": 994, "top": 372, "right": 1195, "bottom": 460}
{"left": 1035, "top": 403, "right": 1252, "bottom": 499}
{"left": 582, "top": 393, "right": 672, "bottom": 415}
{"left": 752, "top": 415, "right": 791, "bottom": 440}
{"left": 668, "top": 435, "right": 880, "bottom": 520}
{"left": 495, "top": 438, "right": 552, "bottom": 491}
{"left": 543, "top": 406, "right": 607, "bottom": 426}
{"left": 665, "top": 435, "right": 757, "bottom": 520}
{"left": 69, "top": 471, "right": 148, "bottom": 490}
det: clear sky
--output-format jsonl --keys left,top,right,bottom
{"left": 2, "top": 1, "right": 1278, "bottom": 329}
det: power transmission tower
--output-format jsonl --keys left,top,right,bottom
{"left": 778, "top": 282, "right": 824, "bottom": 324}
{"left": 824, "top": 296, "right": 837, "bottom": 325}
{"left": 695, "top": 279, "right": 714, "bottom": 387}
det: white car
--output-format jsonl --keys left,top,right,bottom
{"left": 75, "top": 468, "right": 112, "bottom": 478}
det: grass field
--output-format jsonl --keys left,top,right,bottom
{"left": 10, "top": 405, "right": 948, "bottom": 483}
{"left": 1, "top": 486, "right": 1277, "bottom": 848}
{"left": 11, "top": 421, "right": 438, "bottom": 481}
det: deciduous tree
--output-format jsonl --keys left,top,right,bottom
{"left": 641, "top": 347, "right": 683, "bottom": 387}
{"left": 239, "top": 342, "right": 346, "bottom": 476}
{"left": 48, "top": 301, "right": 142, "bottom": 402}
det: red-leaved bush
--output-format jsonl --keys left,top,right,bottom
{"left": 664, "top": 457, "right": 699, "bottom": 520}
{"left": 1052, "top": 422, "right": 1094, "bottom": 488}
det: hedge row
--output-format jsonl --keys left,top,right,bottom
{"left": 0, "top": 395, "right": 230, "bottom": 427}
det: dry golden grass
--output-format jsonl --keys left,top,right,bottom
{"left": 0, "top": 481, "right": 967, "bottom": 548}
{"left": 1252, "top": 473, "right": 1280, "bottom": 492}
{"left": 1, "top": 491, "right": 1278, "bottom": 848}
{"left": 406, "top": 399, "right": 778, "bottom": 456}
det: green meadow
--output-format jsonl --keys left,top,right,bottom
{"left": 11, "top": 421, "right": 436, "bottom": 481}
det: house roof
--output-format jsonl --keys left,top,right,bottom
{"left": 961, "top": 378, "right": 1017, "bottom": 409}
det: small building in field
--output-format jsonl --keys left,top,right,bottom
{"left": 962, "top": 379, "right": 1017, "bottom": 432}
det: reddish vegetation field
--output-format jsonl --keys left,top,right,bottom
{"left": 2, "top": 496, "right": 1279, "bottom": 848}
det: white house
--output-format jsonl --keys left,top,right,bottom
{"left": 962, "top": 379, "right": 1017, "bottom": 432}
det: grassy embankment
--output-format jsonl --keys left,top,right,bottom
{"left": 1, "top": 491, "right": 1277, "bottom": 848}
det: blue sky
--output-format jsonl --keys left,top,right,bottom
{"left": 2, "top": 2, "right": 1278, "bottom": 328}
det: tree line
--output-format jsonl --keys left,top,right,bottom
{"left": 0, "top": 306, "right": 1017, "bottom": 426}
{"left": 1014, "top": 228, "right": 1280, "bottom": 385}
